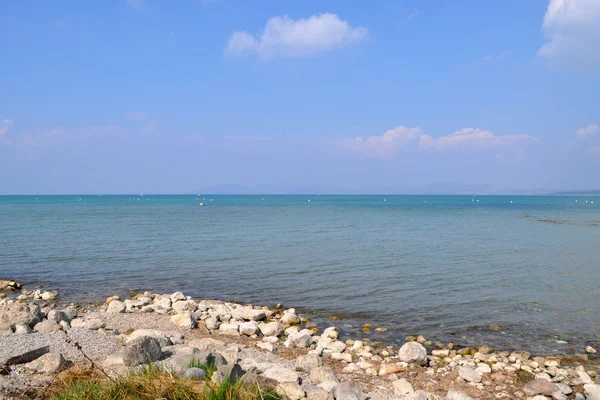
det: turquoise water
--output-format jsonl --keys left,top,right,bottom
{"left": 1, "top": 195, "right": 599, "bottom": 354}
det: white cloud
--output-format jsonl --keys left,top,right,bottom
{"left": 342, "top": 126, "right": 423, "bottom": 157}
{"left": 587, "top": 145, "right": 600, "bottom": 156}
{"left": 538, "top": 0, "right": 600, "bottom": 70}
{"left": 225, "top": 13, "right": 367, "bottom": 59}
{"left": 127, "top": 0, "right": 144, "bottom": 9}
{"left": 576, "top": 124, "right": 599, "bottom": 139}
{"left": 408, "top": 9, "right": 421, "bottom": 20}
{"left": 419, "top": 128, "right": 535, "bottom": 150}
{"left": 343, "top": 126, "right": 536, "bottom": 158}
{"left": 0, "top": 120, "right": 13, "bottom": 137}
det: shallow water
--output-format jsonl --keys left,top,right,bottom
{"left": 1, "top": 195, "right": 599, "bottom": 354}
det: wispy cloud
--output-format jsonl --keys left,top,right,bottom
{"left": 587, "top": 145, "right": 600, "bottom": 156}
{"left": 538, "top": 0, "right": 600, "bottom": 71}
{"left": 342, "top": 126, "right": 424, "bottom": 158}
{"left": 342, "top": 126, "right": 536, "bottom": 158}
{"left": 419, "top": 128, "right": 536, "bottom": 150}
{"left": 481, "top": 50, "right": 513, "bottom": 62}
{"left": 576, "top": 124, "right": 599, "bottom": 139}
{"left": 127, "top": 0, "right": 145, "bottom": 9}
{"left": 408, "top": 9, "right": 421, "bottom": 20}
{"left": 225, "top": 13, "right": 367, "bottom": 60}
{"left": 0, "top": 120, "right": 13, "bottom": 138}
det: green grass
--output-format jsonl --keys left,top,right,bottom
{"left": 188, "top": 360, "right": 219, "bottom": 379}
{"left": 48, "top": 364, "right": 281, "bottom": 400}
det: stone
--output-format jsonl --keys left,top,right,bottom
{"left": 123, "top": 336, "right": 163, "bottom": 367}
{"left": 259, "top": 322, "right": 283, "bottom": 337}
{"left": 392, "top": 378, "right": 414, "bottom": 396}
{"left": 106, "top": 300, "right": 126, "bottom": 314}
{"left": 0, "top": 322, "right": 13, "bottom": 335}
{"left": 398, "top": 342, "right": 427, "bottom": 365}
{"left": 306, "top": 387, "right": 329, "bottom": 400}
{"left": 211, "top": 363, "right": 244, "bottom": 385}
{"left": 84, "top": 318, "right": 106, "bottom": 330}
{"left": 331, "top": 352, "right": 352, "bottom": 362}
{"left": 584, "top": 383, "right": 600, "bottom": 400}
{"left": 285, "top": 332, "right": 312, "bottom": 349}
{"left": 332, "top": 381, "right": 366, "bottom": 400}
{"left": 188, "top": 338, "right": 224, "bottom": 351}
{"left": 205, "top": 316, "right": 220, "bottom": 331}
{"left": 281, "top": 312, "right": 300, "bottom": 325}
{"left": 179, "top": 367, "right": 206, "bottom": 380}
{"left": 459, "top": 366, "right": 482, "bottom": 383}
{"left": 523, "top": 379, "right": 560, "bottom": 396}
{"left": 329, "top": 340, "right": 347, "bottom": 353}
{"left": 379, "top": 363, "right": 407, "bottom": 375}
{"left": 1, "top": 346, "right": 50, "bottom": 366}
{"left": 432, "top": 349, "right": 450, "bottom": 357}
{"left": 586, "top": 345, "right": 597, "bottom": 354}
{"left": 276, "top": 382, "right": 305, "bottom": 400}
{"left": 322, "top": 327, "right": 339, "bottom": 340}
{"left": 295, "top": 353, "right": 322, "bottom": 372}
{"left": 170, "top": 312, "right": 196, "bottom": 328}
{"left": 310, "top": 367, "right": 339, "bottom": 385}
{"left": 219, "top": 322, "right": 240, "bottom": 335}
{"left": 128, "top": 329, "right": 175, "bottom": 347}
{"left": 555, "top": 383, "right": 572, "bottom": 395}
{"left": 444, "top": 389, "right": 475, "bottom": 400}
{"left": 33, "top": 319, "right": 61, "bottom": 333}
{"left": 47, "top": 310, "right": 68, "bottom": 323}
{"left": 14, "top": 324, "right": 32, "bottom": 334}
{"left": 170, "top": 292, "right": 186, "bottom": 301}
{"left": 257, "top": 342, "right": 277, "bottom": 353}
{"left": 24, "top": 353, "right": 66, "bottom": 374}
{"left": 528, "top": 397, "right": 548, "bottom": 400}
{"left": 405, "top": 391, "right": 428, "bottom": 400}
{"left": 239, "top": 321, "right": 260, "bottom": 336}
{"left": 232, "top": 307, "right": 266, "bottom": 321}
{"left": 262, "top": 366, "right": 299, "bottom": 383}
{"left": 476, "top": 363, "right": 492, "bottom": 374}
{"left": 40, "top": 291, "right": 58, "bottom": 300}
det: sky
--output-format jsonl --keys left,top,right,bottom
{"left": 1, "top": 0, "right": 599, "bottom": 194}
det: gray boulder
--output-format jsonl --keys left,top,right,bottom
{"left": 398, "top": 342, "right": 427, "bottom": 365}
{"left": 33, "top": 320, "right": 61, "bottom": 333}
{"left": 123, "top": 336, "right": 163, "bottom": 366}
{"left": 170, "top": 312, "right": 197, "bottom": 328}
{"left": 259, "top": 322, "right": 283, "bottom": 337}
{"left": 179, "top": 367, "right": 206, "bottom": 380}
{"left": 332, "top": 381, "right": 366, "bottom": 400}
{"left": 458, "top": 366, "right": 482, "bottom": 383}
{"left": 309, "top": 366, "right": 339, "bottom": 385}
{"left": 211, "top": 363, "right": 244, "bottom": 385}
{"left": 262, "top": 366, "right": 299, "bottom": 383}
{"left": 392, "top": 378, "right": 414, "bottom": 396}
{"left": 24, "top": 353, "right": 66, "bottom": 374}
{"left": 276, "top": 382, "right": 305, "bottom": 400}
{"left": 107, "top": 300, "right": 126, "bottom": 314}
{"left": 285, "top": 332, "right": 312, "bottom": 349}
{"left": 296, "top": 353, "right": 322, "bottom": 372}
{"left": 523, "top": 379, "right": 560, "bottom": 396}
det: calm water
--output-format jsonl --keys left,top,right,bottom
{"left": 1, "top": 195, "right": 599, "bottom": 355}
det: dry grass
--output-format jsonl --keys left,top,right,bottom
{"left": 47, "top": 365, "right": 281, "bottom": 400}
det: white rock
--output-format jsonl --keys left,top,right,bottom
{"left": 276, "top": 382, "right": 305, "bottom": 400}
{"left": 586, "top": 345, "right": 597, "bottom": 354}
{"left": 398, "top": 342, "right": 427, "bottom": 365}
{"left": 284, "top": 332, "right": 312, "bottom": 349}
{"left": 322, "top": 327, "right": 339, "bottom": 340}
{"left": 170, "top": 312, "right": 197, "bottom": 328}
{"left": 281, "top": 312, "right": 300, "bottom": 325}
{"left": 84, "top": 318, "right": 106, "bottom": 330}
{"left": 458, "top": 366, "right": 482, "bottom": 383}
{"left": 259, "top": 322, "right": 283, "bottom": 337}
{"left": 256, "top": 342, "right": 277, "bottom": 353}
{"left": 239, "top": 321, "right": 260, "bottom": 336}
{"left": 106, "top": 300, "right": 126, "bottom": 314}
{"left": 476, "top": 363, "right": 491, "bottom": 374}
{"left": 392, "top": 378, "right": 414, "bottom": 396}
{"left": 262, "top": 366, "right": 299, "bottom": 383}
{"left": 584, "top": 383, "right": 600, "bottom": 400}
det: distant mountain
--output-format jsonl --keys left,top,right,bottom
{"left": 193, "top": 183, "right": 559, "bottom": 195}
{"left": 552, "top": 190, "right": 600, "bottom": 196}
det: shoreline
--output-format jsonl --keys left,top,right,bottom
{"left": 1, "top": 279, "right": 600, "bottom": 400}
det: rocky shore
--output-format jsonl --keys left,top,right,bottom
{"left": 1, "top": 279, "right": 599, "bottom": 400}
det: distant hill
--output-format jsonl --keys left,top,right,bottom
{"left": 552, "top": 190, "right": 600, "bottom": 196}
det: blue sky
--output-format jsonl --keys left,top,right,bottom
{"left": 1, "top": 0, "right": 599, "bottom": 194}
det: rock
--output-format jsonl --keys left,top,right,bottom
{"left": 33, "top": 320, "right": 61, "bottom": 333}
{"left": 379, "top": 363, "right": 407, "bottom": 375}
{"left": 84, "top": 318, "right": 106, "bottom": 330}
{"left": 123, "top": 336, "right": 163, "bottom": 367}
{"left": 14, "top": 324, "right": 32, "bottom": 334}
{"left": 219, "top": 322, "right": 240, "bottom": 335}
{"left": 432, "top": 349, "right": 450, "bottom": 357}
{"left": 556, "top": 383, "right": 572, "bottom": 395}
{"left": 24, "top": 353, "right": 66, "bottom": 374}
{"left": 262, "top": 366, "right": 299, "bottom": 383}
{"left": 281, "top": 312, "right": 300, "bottom": 325}
{"left": 205, "top": 316, "right": 220, "bottom": 331}
{"left": 211, "top": 363, "right": 244, "bottom": 385}
{"left": 127, "top": 329, "right": 176, "bottom": 347}
{"left": 0, "top": 322, "right": 13, "bottom": 335}
{"left": 256, "top": 342, "right": 277, "bottom": 353}
{"left": 239, "top": 321, "right": 260, "bottom": 336}
{"left": 527, "top": 397, "right": 548, "bottom": 400}
{"left": 276, "top": 382, "right": 305, "bottom": 400}
{"left": 1, "top": 346, "right": 50, "bottom": 366}
{"left": 188, "top": 338, "right": 224, "bottom": 351}
{"left": 310, "top": 367, "right": 339, "bottom": 385}
{"left": 106, "top": 300, "right": 126, "bottom": 314}
{"left": 296, "top": 353, "right": 322, "bottom": 372}
{"left": 458, "top": 366, "right": 482, "bottom": 383}
{"left": 285, "top": 331, "right": 312, "bottom": 349}
{"left": 392, "top": 378, "right": 414, "bottom": 396}
{"left": 331, "top": 352, "right": 352, "bottom": 362}
{"left": 476, "top": 363, "right": 491, "bottom": 374}
{"left": 232, "top": 307, "right": 266, "bottom": 322}
{"left": 523, "top": 379, "right": 560, "bottom": 396}
{"left": 584, "top": 383, "right": 600, "bottom": 400}
{"left": 47, "top": 310, "right": 68, "bottom": 323}
{"left": 306, "top": 387, "right": 329, "bottom": 400}
{"left": 40, "top": 291, "right": 58, "bottom": 300}
{"left": 398, "top": 342, "right": 427, "bottom": 365}
{"left": 586, "top": 345, "right": 597, "bottom": 354}
{"left": 322, "top": 327, "right": 339, "bottom": 340}
{"left": 170, "top": 312, "right": 197, "bottom": 329}
{"left": 405, "top": 391, "right": 429, "bottom": 400}
{"left": 317, "top": 380, "right": 338, "bottom": 393}
{"left": 179, "top": 367, "right": 206, "bottom": 380}
{"left": 329, "top": 340, "right": 347, "bottom": 353}
{"left": 444, "top": 389, "right": 475, "bottom": 400}
{"left": 259, "top": 322, "right": 283, "bottom": 337}
{"left": 170, "top": 292, "right": 186, "bottom": 302}
{"left": 332, "top": 381, "right": 366, "bottom": 400}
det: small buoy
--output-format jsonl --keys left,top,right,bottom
{"left": 576, "top": 200, "right": 578, "bottom": 202}
{"left": 199, "top": 202, "right": 205, "bottom": 206}
{"left": 472, "top": 199, "right": 474, "bottom": 202}
{"left": 384, "top": 199, "right": 386, "bottom": 202}
{"left": 210, "top": 199, "right": 213, "bottom": 201}
{"left": 477, "top": 199, "right": 479, "bottom": 202}
{"left": 510, "top": 201, "right": 513, "bottom": 203}
{"left": 592, "top": 201, "right": 595, "bottom": 204}
{"left": 262, "top": 198, "right": 264, "bottom": 200}
{"left": 308, "top": 199, "right": 311, "bottom": 202}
